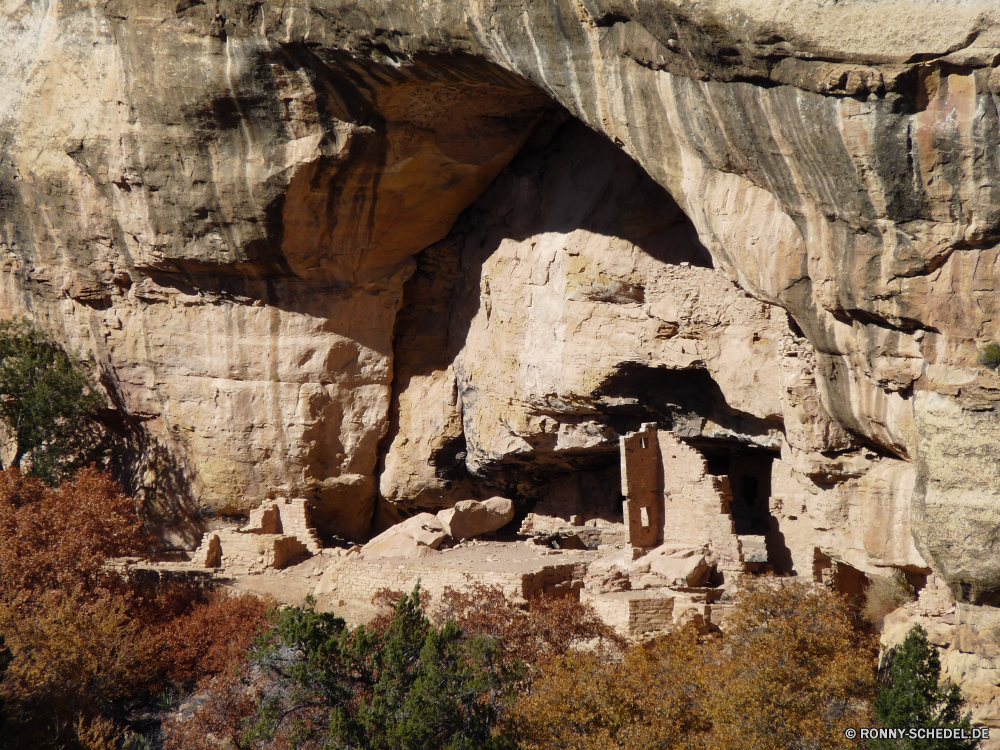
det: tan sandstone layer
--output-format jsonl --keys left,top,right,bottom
{"left": 5, "top": 3, "right": 1000, "bottom": 700}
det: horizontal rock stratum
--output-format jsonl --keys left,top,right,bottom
{"left": 4, "top": 0, "right": 1000, "bottom": 606}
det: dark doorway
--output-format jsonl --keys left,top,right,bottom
{"left": 697, "top": 442, "right": 776, "bottom": 536}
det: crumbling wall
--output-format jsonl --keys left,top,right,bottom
{"left": 618, "top": 426, "right": 742, "bottom": 566}
{"left": 315, "top": 552, "right": 590, "bottom": 603}
{"left": 194, "top": 530, "right": 308, "bottom": 571}
{"left": 620, "top": 424, "right": 662, "bottom": 549}
{"left": 246, "top": 498, "right": 324, "bottom": 554}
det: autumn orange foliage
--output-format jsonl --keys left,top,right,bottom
{"left": 435, "top": 583, "right": 625, "bottom": 666}
{"left": 508, "top": 625, "right": 710, "bottom": 750}
{"left": 0, "top": 468, "right": 272, "bottom": 749}
{"left": 0, "top": 467, "right": 146, "bottom": 597}
{"left": 707, "top": 577, "right": 877, "bottom": 750}
{"left": 507, "top": 577, "right": 877, "bottom": 750}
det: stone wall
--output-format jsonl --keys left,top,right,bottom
{"left": 315, "top": 549, "right": 592, "bottom": 604}
{"left": 247, "top": 498, "right": 323, "bottom": 554}
{"left": 620, "top": 424, "right": 662, "bottom": 548}
{"left": 195, "top": 529, "right": 308, "bottom": 571}
{"left": 619, "top": 426, "right": 743, "bottom": 569}
{"left": 581, "top": 590, "right": 675, "bottom": 637}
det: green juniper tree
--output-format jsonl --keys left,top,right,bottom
{"left": 246, "top": 586, "right": 520, "bottom": 750}
{"left": 979, "top": 343, "right": 1000, "bottom": 371}
{"left": 870, "top": 625, "right": 980, "bottom": 750}
{"left": 0, "top": 319, "right": 106, "bottom": 484}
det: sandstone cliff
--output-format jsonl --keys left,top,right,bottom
{"left": 4, "top": 0, "right": 1000, "bottom": 614}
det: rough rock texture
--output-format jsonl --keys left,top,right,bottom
{"left": 436, "top": 497, "right": 515, "bottom": 540}
{"left": 7, "top": 1, "right": 1000, "bottom": 647}
{"left": 0, "top": 0, "right": 550, "bottom": 539}
{"left": 881, "top": 577, "right": 1000, "bottom": 729}
{"left": 383, "top": 119, "right": 788, "bottom": 516}
{"left": 634, "top": 545, "right": 713, "bottom": 588}
{"left": 359, "top": 512, "right": 446, "bottom": 560}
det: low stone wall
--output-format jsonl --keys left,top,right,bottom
{"left": 315, "top": 549, "right": 592, "bottom": 605}
{"left": 194, "top": 529, "right": 308, "bottom": 571}
{"left": 582, "top": 590, "right": 676, "bottom": 636}
{"left": 581, "top": 587, "right": 721, "bottom": 636}
{"left": 247, "top": 498, "right": 323, "bottom": 553}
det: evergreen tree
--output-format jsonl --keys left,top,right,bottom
{"left": 870, "top": 625, "right": 980, "bottom": 750}
{"left": 248, "top": 586, "right": 519, "bottom": 749}
{"left": 0, "top": 319, "right": 106, "bottom": 484}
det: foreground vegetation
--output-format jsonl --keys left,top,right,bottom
{"left": 0, "top": 468, "right": 272, "bottom": 749}
{"left": 161, "top": 576, "right": 878, "bottom": 750}
{"left": 0, "top": 318, "right": 109, "bottom": 484}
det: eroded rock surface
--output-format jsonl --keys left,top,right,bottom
{"left": 5, "top": 0, "right": 1000, "bottom": 607}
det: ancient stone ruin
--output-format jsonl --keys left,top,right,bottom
{"left": 192, "top": 498, "right": 321, "bottom": 571}
{"left": 6, "top": 0, "right": 1000, "bottom": 731}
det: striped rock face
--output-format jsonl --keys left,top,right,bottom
{"left": 5, "top": 0, "right": 1000, "bottom": 606}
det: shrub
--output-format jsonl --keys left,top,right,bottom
{"left": 0, "top": 589, "right": 165, "bottom": 748}
{"left": 863, "top": 571, "right": 916, "bottom": 630}
{"left": 0, "top": 633, "right": 10, "bottom": 744}
{"left": 871, "top": 625, "right": 979, "bottom": 749}
{"left": 161, "top": 669, "right": 262, "bottom": 750}
{"left": 0, "top": 319, "right": 108, "bottom": 484}
{"left": 0, "top": 467, "right": 146, "bottom": 599}
{"left": 506, "top": 576, "right": 876, "bottom": 750}
{"left": 706, "top": 577, "right": 878, "bottom": 750}
{"left": 169, "top": 587, "right": 522, "bottom": 750}
{"left": 979, "top": 343, "right": 1000, "bottom": 371}
{"left": 435, "top": 583, "right": 624, "bottom": 667}
{"left": 165, "top": 592, "right": 273, "bottom": 688}
{"left": 0, "top": 466, "right": 272, "bottom": 749}
{"left": 507, "top": 626, "right": 710, "bottom": 750}
{"left": 75, "top": 715, "right": 123, "bottom": 750}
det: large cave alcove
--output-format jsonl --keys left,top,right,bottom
{"left": 376, "top": 113, "right": 730, "bottom": 526}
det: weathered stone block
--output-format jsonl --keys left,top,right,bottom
{"left": 361, "top": 513, "right": 447, "bottom": 559}
{"left": 437, "top": 497, "right": 515, "bottom": 540}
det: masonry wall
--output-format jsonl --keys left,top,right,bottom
{"left": 194, "top": 529, "right": 308, "bottom": 570}
{"left": 620, "top": 423, "right": 662, "bottom": 548}
{"left": 315, "top": 556, "right": 590, "bottom": 603}
{"left": 657, "top": 431, "right": 743, "bottom": 566}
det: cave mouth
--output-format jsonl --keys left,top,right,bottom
{"left": 692, "top": 440, "right": 777, "bottom": 536}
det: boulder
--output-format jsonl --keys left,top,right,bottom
{"left": 437, "top": 497, "right": 515, "bottom": 540}
{"left": 360, "top": 513, "right": 447, "bottom": 560}
{"left": 584, "top": 546, "right": 638, "bottom": 594}
{"left": 631, "top": 545, "right": 713, "bottom": 588}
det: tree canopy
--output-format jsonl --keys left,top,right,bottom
{"left": 0, "top": 319, "right": 107, "bottom": 484}
{"left": 871, "top": 625, "right": 979, "bottom": 750}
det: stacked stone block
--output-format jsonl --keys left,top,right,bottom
{"left": 581, "top": 590, "right": 676, "bottom": 636}
{"left": 192, "top": 496, "right": 322, "bottom": 571}
{"left": 315, "top": 555, "right": 589, "bottom": 604}
{"left": 246, "top": 497, "right": 324, "bottom": 553}
{"left": 193, "top": 529, "right": 309, "bottom": 571}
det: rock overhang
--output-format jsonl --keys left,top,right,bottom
{"left": 3, "top": 0, "right": 1000, "bottom": 599}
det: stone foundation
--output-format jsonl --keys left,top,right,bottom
{"left": 581, "top": 590, "right": 675, "bottom": 636}
{"left": 315, "top": 543, "right": 594, "bottom": 605}
{"left": 193, "top": 529, "right": 309, "bottom": 571}
{"left": 247, "top": 498, "right": 324, "bottom": 554}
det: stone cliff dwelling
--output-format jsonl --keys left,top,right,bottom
{"left": 5, "top": 0, "right": 1000, "bottom": 732}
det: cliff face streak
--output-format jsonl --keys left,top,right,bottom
{"left": 4, "top": 0, "right": 1000, "bottom": 603}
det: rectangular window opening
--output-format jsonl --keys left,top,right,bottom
{"left": 640, "top": 507, "right": 650, "bottom": 528}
